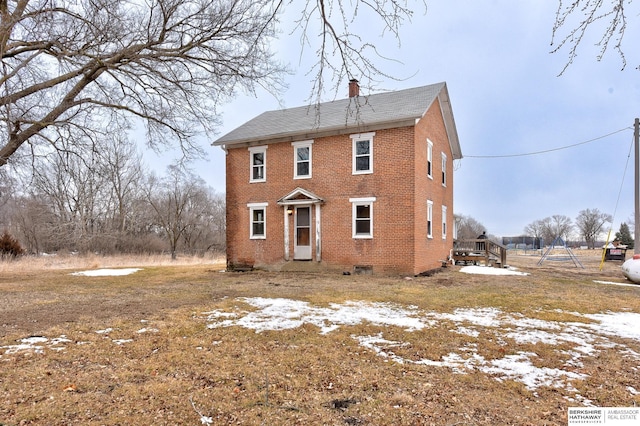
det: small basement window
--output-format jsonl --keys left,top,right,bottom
{"left": 353, "top": 265, "right": 373, "bottom": 275}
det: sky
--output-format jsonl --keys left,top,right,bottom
{"left": 147, "top": 1, "right": 640, "bottom": 238}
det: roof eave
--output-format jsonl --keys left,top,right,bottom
{"left": 213, "top": 118, "right": 419, "bottom": 148}
{"left": 437, "top": 85, "right": 463, "bottom": 160}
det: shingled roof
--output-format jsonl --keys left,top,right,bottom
{"left": 213, "top": 82, "right": 462, "bottom": 159}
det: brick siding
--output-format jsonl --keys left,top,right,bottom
{"left": 225, "top": 98, "right": 455, "bottom": 275}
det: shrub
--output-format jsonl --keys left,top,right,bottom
{"left": 0, "top": 230, "right": 25, "bottom": 259}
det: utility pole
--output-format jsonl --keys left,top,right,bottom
{"left": 635, "top": 118, "right": 639, "bottom": 254}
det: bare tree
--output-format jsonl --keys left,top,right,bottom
{"left": 0, "top": 0, "right": 420, "bottom": 169}
{"left": 540, "top": 215, "right": 574, "bottom": 244}
{"left": 524, "top": 219, "right": 545, "bottom": 243}
{"left": 454, "top": 214, "right": 485, "bottom": 240}
{"left": 180, "top": 189, "right": 226, "bottom": 254}
{"left": 210, "top": 192, "right": 226, "bottom": 250}
{"left": 100, "top": 134, "right": 144, "bottom": 235}
{"left": 0, "top": 166, "right": 13, "bottom": 227}
{"left": 575, "top": 208, "right": 612, "bottom": 249}
{"left": 146, "top": 166, "right": 217, "bottom": 259}
{"left": 10, "top": 195, "right": 55, "bottom": 253}
{"left": 551, "top": 0, "right": 638, "bottom": 73}
{"left": 27, "top": 145, "right": 112, "bottom": 251}
{"left": 295, "top": 0, "right": 421, "bottom": 102}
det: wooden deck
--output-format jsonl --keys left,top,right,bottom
{"left": 452, "top": 239, "right": 507, "bottom": 268}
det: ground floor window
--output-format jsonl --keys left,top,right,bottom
{"left": 427, "top": 200, "right": 433, "bottom": 238}
{"left": 350, "top": 197, "right": 376, "bottom": 239}
{"left": 248, "top": 202, "right": 268, "bottom": 239}
{"left": 442, "top": 205, "right": 447, "bottom": 239}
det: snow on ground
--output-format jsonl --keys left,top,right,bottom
{"left": 1, "top": 336, "right": 72, "bottom": 355}
{"left": 202, "top": 297, "right": 640, "bottom": 403}
{"left": 3, "top": 263, "right": 639, "bottom": 406}
{"left": 3, "top": 296, "right": 639, "bottom": 404}
{"left": 593, "top": 280, "right": 640, "bottom": 288}
{"left": 70, "top": 268, "right": 142, "bottom": 276}
{"left": 0, "top": 321, "right": 156, "bottom": 356}
{"left": 459, "top": 265, "right": 529, "bottom": 276}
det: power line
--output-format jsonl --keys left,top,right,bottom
{"left": 464, "top": 127, "right": 632, "bottom": 159}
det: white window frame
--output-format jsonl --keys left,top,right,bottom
{"left": 427, "top": 139, "right": 433, "bottom": 179}
{"left": 248, "top": 202, "right": 268, "bottom": 239}
{"left": 292, "top": 140, "right": 313, "bottom": 179}
{"left": 441, "top": 152, "right": 447, "bottom": 187}
{"left": 351, "top": 132, "right": 375, "bottom": 175}
{"left": 249, "top": 146, "right": 267, "bottom": 183}
{"left": 349, "top": 197, "right": 376, "bottom": 239}
{"left": 442, "top": 205, "right": 448, "bottom": 240}
{"left": 427, "top": 200, "right": 433, "bottom": 239}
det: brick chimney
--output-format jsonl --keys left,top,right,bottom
{"left": 348, "top": 79, "right": 360, "bottom": 97}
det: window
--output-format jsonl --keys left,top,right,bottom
{"left": 292, "top": 140, "right": 313, "bottom": 179}
{"left": 427, "top": 200, "right": 433, "bottom": 238}
{"left": 350, "top": 197, "right": 376, "bottom": 238}
{"left": 248, "top": 202, "right": 268, "bottom": 239}
{"left": 441, "top": 152, "right": 447, "bottom": 187}
{"left": 351, "top": 132, "right": 375, "bottom": 174}
{"left": 427, "top": 139, "right": 433, "bottom": 179}
{"left": 442, "top": 205, "right": 447, "bottom": 239}
{"left": 249, "top": 146, "right": 267, "bottom": 182}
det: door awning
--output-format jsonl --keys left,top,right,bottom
{"left": 277, "top": 187, "right": 324, "bottom": 206}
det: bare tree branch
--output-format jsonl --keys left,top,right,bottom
{"left": 1, "top": 0, "right": 422, "bottom": 168}
{"left": 551, "top": 0, "right": 635, "bottom": 74}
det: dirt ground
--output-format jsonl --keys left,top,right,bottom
{"left": 0, "top": 250, "right": 632, "bottom": 339}
{"left": 0, "top": 262, "right": 231, "bottom": 339}
{"left": 1, "top": 251, "right": 639, "bottom": 425}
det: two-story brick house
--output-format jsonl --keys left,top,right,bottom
{"left": 213, "top": 81, "right": 462, "bottom": 275}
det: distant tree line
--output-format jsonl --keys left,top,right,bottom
{"left": 456, "top": 208, "right": 633, "bottom": 250}
{"left": 0, "top": 136, "right": 225, "bottom": 258}
{"left": 523, "top": 209, "right": 632, "bottom": 249}
{"left": 454, "top": 214, "right": 487, "bottom": 240}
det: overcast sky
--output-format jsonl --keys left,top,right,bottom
{"left": 149, "top": 1, "right": 640, "bottom": 238}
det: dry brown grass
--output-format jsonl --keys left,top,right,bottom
{"left": 1, "top": 250, "right": 639, "bottom": 425}
{"left": 0, "top": 252, "right": 225, "bottom": 274}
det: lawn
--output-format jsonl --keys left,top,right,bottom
{"left": 1, "top": 252, "right": 639, "bottom": 425}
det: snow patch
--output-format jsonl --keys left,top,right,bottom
{"left": 460, "top": 265, "right": 529, "bottom": 276}
{"left": 71, "top": 268, "right": 142, "bottom": 277}
{"left": 593, "top": 280, "right": 640, "bottom": 288}
{"left": 202, "top": 297, "right": 640, "bottom": 397}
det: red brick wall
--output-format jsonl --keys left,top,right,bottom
{"left": 413, "top": 98, "right": 456, "bottom": 273}
{"left": 225, "top": 103, "right": 456, "bottom": 274}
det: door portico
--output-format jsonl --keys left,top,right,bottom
{"left": 277, "top": 188, "right": 324, "bottom": 262}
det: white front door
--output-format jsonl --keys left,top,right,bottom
{"left": 294, "top": 206, "right": 312, "bottom": 260}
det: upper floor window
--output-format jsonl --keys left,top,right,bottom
{"left": 350, "top": 197, "right": 376, "bottom": 239}
{"left": 351, "top": 132, "right": 375, "bottom": 174}
{"left": 441, "top": 152, "right": 447, "bottom": 187}
{"left": 249, "top": 146, "right": 267, "bottom": 183}
{"left": 248, "top": 202, "right": 268, "bottom": 239}
{"left": 292, "top": 140, "right": 313, "bottom": 179}
{"left": 427, "top": 139, "right": 433, "bottom": 179}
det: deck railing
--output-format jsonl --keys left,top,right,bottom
{"left": 452, "top": 239, "right": 507, "bottom": 267}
